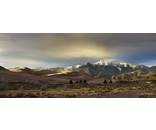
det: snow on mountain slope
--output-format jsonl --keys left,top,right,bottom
{"left": 93, "top": 59, "right": 145, "bottom": 68}
{"left": 64, "top": 65, "right": 81, "bottom": 70}
{"left": 32, "top": 59, "right": 147, "bottom": 72}
{"left": 75, "top": 65, "right": 81, "bottom": 68}
{"left": 94, "top": 59, "right": 128, "bottom": 67}
{"left": 117, "top": 67, "right": 122, "bottom": 71}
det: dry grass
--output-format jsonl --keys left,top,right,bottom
{"left": 0, "top": 78, "right": 8, "bottom": 91}
{"left": 1, "top": 80, "right": 156, "bottom": 98}
{"left": 40, "top": 85, "right": 48, "bottom": 91}
{"left": 65, "top": 93, "right": 76, "bottom": 98}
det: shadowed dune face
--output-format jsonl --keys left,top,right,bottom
{"left": 1, "top": 66, "right": 104, "bottom": 83}
{"left": 0, "top": 66, "right": 9, "bottom": 71}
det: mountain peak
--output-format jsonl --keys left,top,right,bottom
{"left": 84, "top": 62, "right": 92, "bottom": 65}
{"left": 94, "top": 59, "right": 126, "bottom": 66}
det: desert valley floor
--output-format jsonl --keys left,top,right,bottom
{"left": 1, "top": 66, "right": 156, "bottom": 98}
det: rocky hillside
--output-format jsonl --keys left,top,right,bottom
{"left": 111, "top": 66, "right": 156, "bottom": 80}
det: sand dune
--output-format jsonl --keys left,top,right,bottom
{"left": 9, "top": 67, "right": 36, "bottom": 74}
{"left": 0, "top": 66, "right": 104, "bottom": 83}
{"left": 46, "top": 70, "right": 77, "bottom": 76}
{"left": 0, "top": 66, "right": 9, "bottom": 71}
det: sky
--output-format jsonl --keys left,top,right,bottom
{"left": 0, "top": 33, "right": 156, "bottom": 68}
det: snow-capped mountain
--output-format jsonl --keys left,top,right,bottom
{"left": 94, "top": 59, "right": 127, "bottom": 66}
{"left": 32, "top": 66, "right": 46, "bottom": 70}
{"left": 93, "top": 59, "right": 146, "bottom": 68}
{"left": 64, "top": 65, "right": 81, "bottom": 70}
{"left": 94, "top": 59, "right": 130, "bottom": 70}
{"left": 33, "top": 59, "right": 146, "bottom": 71}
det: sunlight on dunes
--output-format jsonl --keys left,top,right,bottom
{"left": 9, "top": 67, "right": 29, "bottom": 72}
{"left": 46, "top": 70, "right": 74, "bottom": 76}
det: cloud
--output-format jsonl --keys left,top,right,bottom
{"left": 0, "top": 33, "right": 156, "bottom": 67}
{"left": 0, "top": 34, "right": 113, "bottom": 59}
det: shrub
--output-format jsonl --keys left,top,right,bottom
{"left": 109, "top": 80, "right": 113, "bottom": 83}
{"left": 8, "top": 93, "right": 13, "bottom": 98}
{"left": 61, "top": 84, "right": 68, "bottom": 91}
{"left": 13, "top": 86, "right": 18, "bottom": 90}
{"left": 83, "top": 79, "right": 87, "bottom": 84}
{"left": 139, "top": 94, "right": 148, "bottom": 98}
{"left": 25, "top": 79, "right": 29, "bottom": 83}
{"left": 0, "top": 78, "right": 8, "bottom": 91}
{"left": 9, "top": 86, "right": 13, "bottom": 90}
{"left": 34, "top": 80, "right": 40, "bottom": 87}
{"left": 69, "top": 80, "right": 73, "bottom": 84}
{"left": 18, "top": 85, "right": 24, "bottom": 90}
{"left": 79, "top": 80, "right": 82, "bottom": 84}
{"left": 56, "top": 86, "right": 61, "bottom": 91}
{"left": 12, "top": 95, "right": 18, "bottom": 98}
{"left": 41, "top": 92, "right": 46, "bottom": 96}
{"left": 65, "top": 94, "right": 76, "bottom": 98}
{"left": 75, "top": 81, "right": 78, "bottom": 84}
{"left": 26, "top": 93, "right": 37, "bottom": 98}
{"left": 36, "top": 92, "right": 40, "bottom": 95}
{"left": 16, "top": 93, "right": 25, "bottom": 98}
{"left": 33, "top": 87, "right": 38, "bottom": 90}
{"left": 104, "top": 80, "right": 107, "bottom": 84}
{"left": 0, "top": 93, "right": 7, "bottom": 98}
{"left": 41, "top": 85, "right": 48, "bottom": 91}
{"left": 46, "top": 93, "right": 54, "bottom": 98}
{"left": 148, "top": 95, "right": 155, "bottom": 98}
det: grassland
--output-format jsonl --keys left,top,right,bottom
{"left": 1, "top": 78, "right": 156, "bottom": 98}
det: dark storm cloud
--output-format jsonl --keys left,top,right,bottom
{"left": 0, "top": 33, "right": 156, "bottom": 68}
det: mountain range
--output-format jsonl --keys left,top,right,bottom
{"left": 1, "top": 59, "right": 156, "bottom": 82}
{"left": 32, "top": 59, "right": 152, "bottom": 79}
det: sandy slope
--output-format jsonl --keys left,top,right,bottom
{"left": 0, "top": 66, "right": 104, "bottom": 83}
{"left": 0, "top": 66, "right": 9, "bottom": 71}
